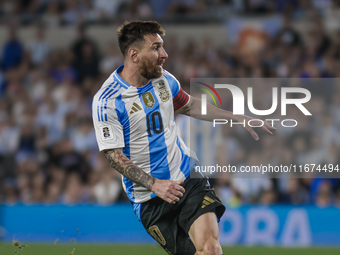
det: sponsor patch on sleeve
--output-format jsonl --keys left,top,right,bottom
{"left": 100, "top": 125, "right": 115, "bottom": 141}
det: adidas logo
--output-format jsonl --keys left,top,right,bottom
{"left": 130, "top": 103, "right": 142, "bottom": 114}
{"left": 201, "top": 195, "right": 215, "bottom": 208}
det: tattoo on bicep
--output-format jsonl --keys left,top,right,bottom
{"left": 103, "top": 149, "right": 155, "bottom": 190}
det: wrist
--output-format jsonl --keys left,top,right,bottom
{"left": 230, "top": 113, "right": 242, "bottom": 122}
{"left": 150, "top": 177, "right": 158, "bottom": 192}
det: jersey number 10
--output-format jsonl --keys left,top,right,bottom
{"left": 146, "top": 111, "right": 164, "bottom": 136}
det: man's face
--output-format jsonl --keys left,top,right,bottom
{"left": 137, "top": 33, "right": 168, "bottom": 80}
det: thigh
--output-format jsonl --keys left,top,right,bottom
{"left": 188, "top": 212, "right": 219, "bottom": 250}
{"left": 178, "top": 176, "right": 225, "bottom": 235}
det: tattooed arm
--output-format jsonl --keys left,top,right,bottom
{"left": 103, "top": 148, "right": 185, "bottom": 204}
{"left": 104, "top": 148, "right": 155, "bottom": 190}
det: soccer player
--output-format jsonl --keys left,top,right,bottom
{"left": 92, "top": 21, "right": 275, "bottom": 255}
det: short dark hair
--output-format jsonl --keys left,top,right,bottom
{"left": 117, "top": 20, "right": 166, "bottom": 57}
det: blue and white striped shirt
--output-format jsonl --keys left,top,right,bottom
{"left": 92, "top": 65, "right": 197, "bottom": 203}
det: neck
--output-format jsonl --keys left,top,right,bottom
{"left": 120, "top": 62, "right": 150, "bottom": 87}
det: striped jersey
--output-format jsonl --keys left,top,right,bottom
{"left": 92, "top": 65, "right": 198, "bottom": 204}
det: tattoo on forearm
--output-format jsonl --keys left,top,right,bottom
{"left": 104, "top": 149, "right": 155, "bottom": 190}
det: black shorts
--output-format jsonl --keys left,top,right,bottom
{"left": 139, "top": 175, "right": 225, "bottom": 255}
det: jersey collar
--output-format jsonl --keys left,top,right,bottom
{"left": 114, "top": 64, "right": 131, "bottom": 89}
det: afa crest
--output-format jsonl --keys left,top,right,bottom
{"left": 158, "top": 82, "right": 170, "bottom": 102}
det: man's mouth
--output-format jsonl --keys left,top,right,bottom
{"left": 156, "top": 61, "right": 165, "bottom": 69}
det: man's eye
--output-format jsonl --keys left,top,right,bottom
{"left": 154, "top": 47, "right": 159, "bottom": 50}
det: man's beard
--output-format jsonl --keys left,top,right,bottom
{"left": 138, "top": 57, "right": 164, "bottom": 80}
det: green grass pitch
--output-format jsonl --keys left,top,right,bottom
{"left": 1, "top": 244, "right": 340, "bottom": 255}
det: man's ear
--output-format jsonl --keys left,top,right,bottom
{"left": 128, "top": 47, "right": 139, "bottom": 63}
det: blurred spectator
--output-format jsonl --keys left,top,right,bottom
{"left": 276, "top": 15, "right": 302, "bottom": 47}
{"left": 71, "top": 24, "right": 94, "bottom": 61}
{"left": 167, "top": 0, "right": 206, "bottom": 15}
{"left": 17, "top": 124, "right": 36, "bottom": 157}
{"left": 246, "top": 0, "right": 275, "bottom": 14}
{"left": 20, "top": 0, "right": 41, "bottom": 24}
{"left": 30, "top": 172, "right": 46, "bottom": 203}
{"left": 279, "top": 178, "right": 310, "bottom": 204}
{"left": 0, "top": 117, "right": 20, "bottom": 156}
{"left": 62, "top": 172, "right": 88, "bottom": 204}
{"left": 216, "top": 177, "right": 242, "bottom": 208}
{"left": 93, "top": 0, "right": 122, "bottom": 20}
{"left": 27, "top": 67, "right": 49, "bottom": 103}
{"left": 35, "top": 94, "right": 64, "bottom": 145}
{"left": 17, "top": 173, "right": 31, "bottom": 202}
{"left": 1, "top": 25, "right": 24, "bottom": 71}
{"left": 52, "top": 139, "right": 89, "bottom": 178}
{"left": 71, "top": 117, "right": 97, "bottom": 153}
{"left": 310, "top": 179, "right": 338, "bottom": 204}
{"left": 100, "top": 43, "right": 123, "bottom": 76}
{"left": 41, "top": 1, "right": 61, "bottom": 27}
{"left": 71, "top": 24, "right": 99, "bottom": 82}
{"left": 0, "top": 1, "right": 19, "bottom": 19}
{"left": 74, "top": 41, "right": 100, "bottom": 82}
{"left": 3, "top": 179, "right": 17, "bottom": 204}
{"left": 315, "top": 190, "right": 332, "bottom": 207}
{"left": 118, "top": 0, "right": 153, "bottom": 19}
{"left": 27, "top": 24, "right": 51, "bottom": 66}
{"left": 49, "top": 50, "right": 77, "bottom": 84}
{"left": 62, "top": 0, "right": 87, "bottom": 26}
{"left": 93, "top": 170, "right": 122, "bottom": 205}
{"left": 45, "top": 181, "right": 62, "bottom": 204}
{"left": 259, "top": 188, "right": 277, "bottom": 205}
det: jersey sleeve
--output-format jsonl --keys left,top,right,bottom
{"left": 92, "top": 97, "right": 125, "bottom": 152}
{"left": 163, "top": 70, "right": 190, "bottom": 111}
{"left": 173, "top": 88, "right": 190, "bottom": 111}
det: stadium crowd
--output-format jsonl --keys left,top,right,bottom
{"left": 1, "top": 0, "right": 340, "bottom": 25}
{"left": 1, "top": 1, "right": 340, "bottom": 207}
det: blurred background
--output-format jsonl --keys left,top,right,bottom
{"left": 1, "top": 0, "right": 340, "bottom": 247}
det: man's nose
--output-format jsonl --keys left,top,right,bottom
{"left": 160, "top": 48, "right": 168, "bottom": 59}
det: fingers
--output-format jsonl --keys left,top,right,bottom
{"left": 172, "top": 189, "right": 184, "bottom": 198}
{"left": 262, "top": 121, "right": 277, "bottom": 135}
{"left": 169, "top": 183, "right": 184, "bottom": 202}
{"left": 249, "top": 128, "right": 259, "bottom": 141}
{"left": 262, "top": 126, "right": 273, "bottom": 135}
{"left": 265, "top": 121, "right": 277, "bottom": 131}
{"left": 247, "top": 120, "right": 276, "bottom": 140}
{"left": 267, "top": 124, "right": 277, "bottom": 130}
{"left": 166, "top": 197, "right": 175, "bottom": 204}
{"left": 175, "top": 183, "right": 185, "bottom": 194}
{"left": 157, "top": 180, "right": 186, "bottom": 204}
{"left": 166, "top": 181, "right": 185, "bottom": 204}
{"left": 166, "top": 193, "right": 179, "bottom": 204}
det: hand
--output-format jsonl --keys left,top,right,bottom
{"left": 236, "top": 115, "right": 276, "bottom": 141}
{"left": 151, "top": 179, "right": 185, "bottom": 204}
